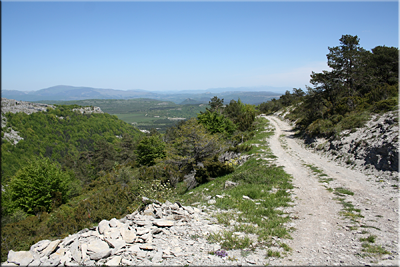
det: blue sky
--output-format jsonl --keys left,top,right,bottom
{"left": 2, "top": 1, "right": 398, "bottom": 93}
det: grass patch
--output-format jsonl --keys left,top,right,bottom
{"left": 360, "top": 225, "right": 381, "bottom": 231}
{"left": 361, "top": 243, "right": 390, "bottom": 255}
{"left": 207, "top": 231, "right": 252, "bottom": 250}
{"left": 360, "top": 235, "right": 376, "bottom": 243}
{"left": 279, "top": 242, "right": 291, "bottom": 252}
{"left": 266, "top": 249, "right": 281, "bottom": 258}
{"left": 319, "top": 178, "right": 334, "bottom": 183}
{"left": 334, "top": 187, "right": 354, "bottom": 196}
{"left": 305, "top": 164, "right": 323, "bottom": 174}
{"left": 334, "top": 197, "right": 363, "bottom": 221}
{"left": 326, "top": 187, "right": 334, "bottom": 192}
{"left": 305, "top": 164, "right": 331, "bottom": 179}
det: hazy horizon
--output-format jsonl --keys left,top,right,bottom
{"left": 3, "top": 84, "right": 291, "bottom": 94}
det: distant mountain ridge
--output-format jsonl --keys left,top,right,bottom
{"left": 2, "top": 85, "right": 284, "bottom": 105}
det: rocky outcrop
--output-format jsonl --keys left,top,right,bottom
{"left": 218, "top": 151, "right": 250, "bottom": 166}
{"left": 1, "top": 98, "right": 56, "bottom": 145}
{"left": 2, "top": 128, "right": 24, "bottom": 145}
{"left": 72, "top": 106, "right": 103, "bottom": 115}
{"left": 1, "top": 98, "right": 55, "bottom": 115}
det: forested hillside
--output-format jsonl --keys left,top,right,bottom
{"left": 1, "top": 97, "right": 258, "bottom": 262}
{"left": 258, "top": 35, "right": 398, "bottom": 138}
{"left": 1, "top": 104, "right": 143, "bottom": 183}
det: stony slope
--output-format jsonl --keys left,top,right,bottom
{"left": 275, "top": 109, "right": 399, "bottom": 183}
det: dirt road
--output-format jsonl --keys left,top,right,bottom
{"left": 262, "top": 115, "right": 399, "bottom": 266}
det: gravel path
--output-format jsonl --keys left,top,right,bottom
{"left": 262, "top": 115, "right": 399, "bottom": 266}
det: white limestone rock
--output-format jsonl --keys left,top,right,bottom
{"left": 89, "top": 249, "right": 112, "bottom": 260}
{"left": 120, "top": 226, "right": 137, "bottom": 243}
{"left": 87, "top": 239, "right": 109, "bottom": 254}
{"left": 97, "top": 220, "right": 110, "bottom": 235}
{"left": 30, "top": 240, "right": 51, "bottom": 254}
{"left": 105, "top": 255, "right": 121, "bottom": 266}
{"left": 41, "top": 239, "right": 62, "bottom": 257}
{"left": 7, "top": 250, "right": 34, "bottom": 266}
{"left": 153, "top": 219, "right": 174, "bottom": 227}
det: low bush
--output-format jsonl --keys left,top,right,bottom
{"left": 373, "top": 98, "right": 398, "bottom": 112}
{"left": 195, "top": 156, "right": 235, "bottom": 184}
{"left": 306, "top": 119, "right": 334, "bottom": 137}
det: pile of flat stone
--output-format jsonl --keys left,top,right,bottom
{"left": 3, "top": 199, "right": 231, "bottom": 266}
{"left": 3, "top": 198, "right": 271, "bottom": 266}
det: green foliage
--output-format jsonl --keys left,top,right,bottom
{"left": 306, "top": 119, "right": 334, "bottom": 137}
{"left": 369, "top": 46, "right": 399, "bottom": 86}
{"left": 197, "top": 111, "right": 236, "bottom": 136}
{"left": 373, "top": 98, "right": 398, "bottom": 112}
{"left": 0, "top": 114, "right": 264, "bottom": 262}
{"left": 266, "top": 249, "right": 281, "bottom": 258}
{"left": 93, "top": 139, "right": 117, "bottom": 173}
{"left": 224, "top": 99, "right": 256, "bottom": 132}
{"left": 166, "top": 118, "right": 224, "bottom": 173}
{"left": 5, "top": 158, "right": 73, "bottom": 215}
{"left": 258, "top": 88, "right": 304, "bottom": 115}
{"left": 1, "top": 209, "right": 29, "bottom": 225}
{"left": 136, "top": 135, "right": 166, "bottom": 166}
{"left": 206, "top": 96, "right": 225, "bottom": 113}
{"left": 1, "top": 105, "right": 142, "bottom": 183}
{"left": 117, "top": 133, "right": 137, "bottom": 166}
{"left": 195, "top": 155, "right": 234, "bottom": 184}
{"left": 228, "top": 143, "right": 253, "bottom": 153}
{"left": 1, "top": 175, "right": 143, "bottom": 262}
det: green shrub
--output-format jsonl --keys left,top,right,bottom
{"left": 136, "top": 135, "right": 166, "bottom": 166}
{"left": 373, "top": 98, "right": 398, "bottom": 112}
{"left": 330, "top": 114, "right": 343, "bottom": 124}
{"left": 6, "top": 158, "right": 73, "bottom": 215}
{"left": 228, "top": 143, "right": 253, "bottom": 153}
{"left": 337, "top": 112, "right": 369, "bottom": 131}
{"left": 195, "top": 156, "right": 234, "bottom": 184}
{"left": 198, "top": 111, "right": 236, "bottom": 136}
{"left": 306, "top": 119, "right": 334, "bottom": 137}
